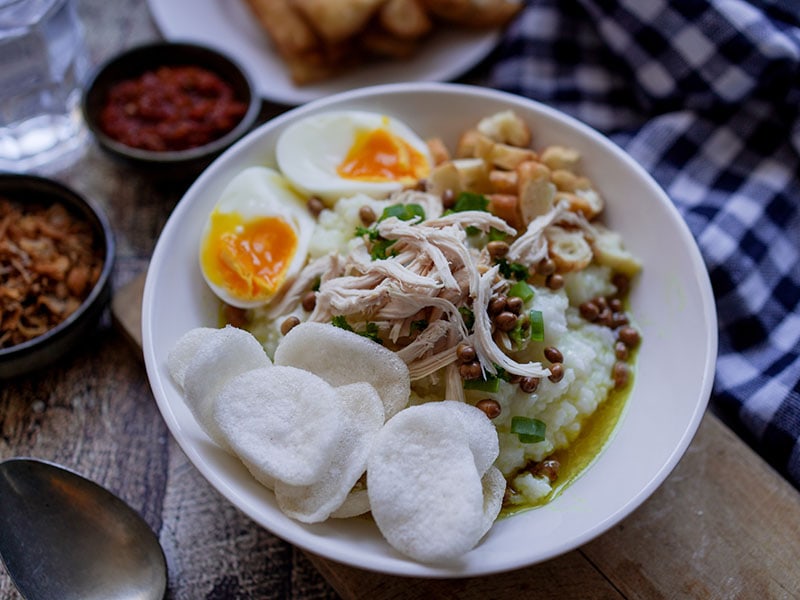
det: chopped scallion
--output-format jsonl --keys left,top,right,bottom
{"left": 508, "top": 280, "right": 534, "bottom": 302}
{"left": 529, "top": 309, "right": 544, "bottom": 341}
{"left": 464, "top": 376, "right": 500, "bottom": 393}
{"left": 510, "top": 416, "right": 546, "bottom": 443}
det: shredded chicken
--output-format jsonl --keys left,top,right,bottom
{"left": 423, "top": 210, "right": 516, "bottom": 237}
{"left": 506, "top": 201, "right": 568, "bottom": 265}
{"left": 391, "top": 189, "right": 444, "bottom": 221}
{"left": 265, "top": 253, "right": 341, "bottom": 320}
{"left": 472, "top": 266, "right": 550, "bottom": 378}
{"left": 261, "top": 188, "right": 580, "bottom": 387}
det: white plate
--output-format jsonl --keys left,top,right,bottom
{"left": 147, "top": 0, "right": 500, "bottom": 106}
{"left": 142, "top": 83, "right": 718, "bottom": 577}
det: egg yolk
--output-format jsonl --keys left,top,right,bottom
{"left": 337, "top": 126, "right": 429, "bottom": 183}
{"left": 201, "top": 211, "right": 297, "bottom": 302}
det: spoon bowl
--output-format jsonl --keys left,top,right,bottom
{"left": 0, "top": 458, "right": 167, "bottom": 600}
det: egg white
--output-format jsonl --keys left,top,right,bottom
{"left": 199, "top": 166, "right": 313, "bottom": 308}
{"left": 275, "top": 110, "right": 432, "bottom": 204}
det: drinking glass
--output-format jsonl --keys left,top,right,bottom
{"left": 0, "top": 0, "right": 90, "bottom": 173}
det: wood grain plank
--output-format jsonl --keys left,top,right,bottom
{"left": 111, "top": 271, "right": 145, "bottom": 352}
{"left": 583, "top": 415, "right": 800, "bottom": 599}
{"left": 306, "top": 551, "right": 623, "bottom": 600}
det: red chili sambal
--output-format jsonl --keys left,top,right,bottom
{"left": 98, "top": 65, "right": 248, "bottom": 152}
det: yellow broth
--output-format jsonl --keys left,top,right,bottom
{"left": 500, "top": 365, "right": 635, "bottom": 518}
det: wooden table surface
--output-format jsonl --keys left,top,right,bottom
{"left": 3, "top": 2, "right": 800, "bottom": 599}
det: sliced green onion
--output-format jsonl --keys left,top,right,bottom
{"left": 508, "top": 280, "right": 534, "bottom": 302}
{"left": 509, "top": 320, "right": 529, "bottom": 347}
{"left": 464, "top": 376, "right": 500, "bottom": 393}
{"left": 510, "top": 416, "right": 546, "bottom": 443}
{"left": 529, "top": 309, "right": 544, "bottom": 341}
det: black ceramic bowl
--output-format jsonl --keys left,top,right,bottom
{"left": 0, "top": 175, "right": 115, "bottom": 379}
{"left": 81, "top": 41, "right": 260, "bottom": 177}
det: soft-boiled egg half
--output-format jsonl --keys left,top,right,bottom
{"left": 199, "top": 166, "right": 313, "bottom": 309}
{"left": 276, "top": 110, "right": 432, "bottom": 204}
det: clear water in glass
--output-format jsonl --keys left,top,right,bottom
{"left": 0, "top": 0, "right": 90, "bottom": 173}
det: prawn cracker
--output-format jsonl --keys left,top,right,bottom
{"left": 445, "top": 400, "right": 499, "bottom": 476}
{"left": 214, "top": 365, "right": 343, "bottom": 487}
{"left": 367, "top": 402, "right": 486, "bottom": 562}
{"left": 274, "top": 321, "right": 411, "bottom": 419}
{"left": 275, "top": 382, "right": 384, "bottom": 522}
{"left": 167, "top": 327, "right": 218, "bottom": 391}
{"left": 179, "top": 325, "right": 271, "bottom": 448}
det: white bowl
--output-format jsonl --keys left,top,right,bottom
{"left": 142, "top": 83, "right": 717, "bottom": 577}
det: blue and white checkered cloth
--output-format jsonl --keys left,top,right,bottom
{"left": 489, "top": 0, "right": 800, "bottom": 487}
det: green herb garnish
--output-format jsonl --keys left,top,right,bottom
{"left": 488, "top": 227, "right": 508, "bottom": 242}
{"left": 465, "top": 225, "right": 481, "bottom": 237}
{"left": 510, "top": 416, "right": 546, "bottom": 443}
{"left": 356, "top": 204, "right": 424, "bottom": 260}
{"left": 355, "top": 225, "right": 379, "bottom": 240}
{"left": 331, "top": 315, "right": 352, "bottom": 331}
{"left": 410, "top": 319, "right": 428, "bottom": 334}
{"left": 459, "top": 306, "right": 475, "bottom": 330}
{"left": 497, "top": 258, "right": 529, "bottom": 280}
{"left": 452, "top": 191, "right": 490, "bottom": 213}
{"left": 331, "top": 316, "right": 383, "bottom": 344}
{"left": 369, "top": 238, "right": 397, "bottom": 260}
{"left": 361, "top": 322, "right": 383, "bottom": 344}
{"left": 379, "top": 203, "right": 425, "bottom": 222}
{"left": 494, "top": 366, "right": 513, "bottom": 382}
{"left": 355, "top": 225, "right": 397, "bottom": 260}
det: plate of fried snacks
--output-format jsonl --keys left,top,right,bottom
{"left": 147, "top": 0, "right": 521, "bottom": 105}
{"left": 142, "top": 83, "right": 717, "bottom": 576}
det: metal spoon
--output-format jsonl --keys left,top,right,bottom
{"left": 0, "top": 458, "right": 167, "bottom": 600}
